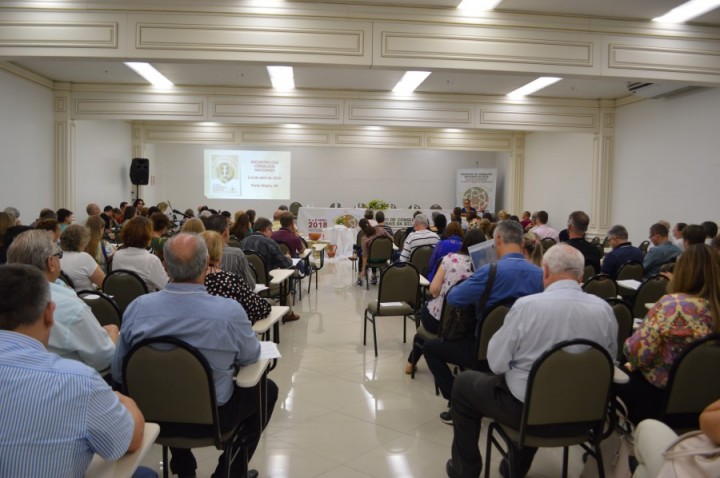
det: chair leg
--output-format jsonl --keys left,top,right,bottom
{"left": 371, "top": 313, "right": 378, "bottom": 357}
{"left": 594, "top": 440, "right": 606, "bottom": 478}
{"left": 162, "top": 446, "right": 169, "bottom": 478}
{"left": 484, "top": 424, "right": 494, "bottom": 478}
{"left": 403, "top": 315, "right": 407, "bottom": 343}
{"left": 562, "top": 446, "right": 569, "bottom": 478}
{"left": 363, "top": 309, "right": 368, "bottom": 346}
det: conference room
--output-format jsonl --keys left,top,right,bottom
{"left": 2, "top": 0, "right": 720, "bottom": 476}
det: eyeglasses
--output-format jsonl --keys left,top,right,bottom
{"left": 52, "top": 250, "right": 63, "bottom": 259}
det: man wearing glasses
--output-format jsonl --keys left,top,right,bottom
{"left": 6, "top": 230, "right": 117, "bottom": 372}
{"left": 600, "top": 224, "right": 644, "bottom": 279}
{"left": 643, "top": 223, "right": 681, "bottom": 279}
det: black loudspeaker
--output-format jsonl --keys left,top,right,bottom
{"left": 130, "top": 158, "right": 149, "bottom": 185}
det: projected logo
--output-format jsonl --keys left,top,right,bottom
{"left": 464, "top": 187, "right": 490, "bottom": 211}
{"left": 209, "top": 154, "right": 241, "bottom": 196}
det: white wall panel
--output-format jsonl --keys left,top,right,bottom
{"left": 0, "top": 68, "right": 53, "bottom": 215}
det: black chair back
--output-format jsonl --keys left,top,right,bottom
{"left": 78, "top": 290, "right": 122, "bottom": 328}
{"left": 102, "top": 269, "right": 149, "bottom": 314}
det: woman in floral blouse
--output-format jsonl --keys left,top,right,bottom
{"left": 405, "top": 229, "right": 486, "bottom": 374}
{"left": 200, "top": 230, "right": 271, "bottom": 324}
{"left": 619, "top": 244, "right": 720, "bottom": 422}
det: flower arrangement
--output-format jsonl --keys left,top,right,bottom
{"left": 367, "top": 199, "right": 389, "bottom": 210}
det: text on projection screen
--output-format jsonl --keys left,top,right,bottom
{"left": 204, "top": 150, "right": 291, "bottom": 200}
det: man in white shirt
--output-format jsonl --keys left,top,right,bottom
{"left": 446, "top": 244, "right": 617, "bottom": 478}
{"left": 399, "top": 214, "right": 439, "bottom": 262}
{"left": 7, "top": 230, "right": 117, "bottom": 372}
{"left": 529, "top": 210, "right": 559, "bottom": 243}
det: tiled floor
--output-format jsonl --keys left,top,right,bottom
{"left": 139, "top": 259, "right": 587, "bottom": 477}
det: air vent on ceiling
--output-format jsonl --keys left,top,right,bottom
{"left": 627, "top": 82, "right": 698, "bottom": 99}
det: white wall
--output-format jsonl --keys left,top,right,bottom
{"left": 0, "top": 69, "right": 54, "bottom": 220}
{"left": 523, "top": 132, "right": 594, "bottom": 231}
{"left": 74, "top": 120, "right": 133, "bottom": 224}
{"left": 614, "top": 88, "right": 720, "bottom": 243}
{"left": 153, "top": 144, "right": 507, "bottom": 219}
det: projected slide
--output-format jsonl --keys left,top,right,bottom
{"left": 204, "top": 150, "right": 291, "bottom": 200}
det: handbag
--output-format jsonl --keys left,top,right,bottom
{"left": 656, "top": 430, "right": 720, "bottom": 478}
{"left": 438, "top": 263, "right": 496, "bottom": 342}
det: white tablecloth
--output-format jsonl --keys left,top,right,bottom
{"left": 322, "top": 226, "right": 357, "bottom": 258}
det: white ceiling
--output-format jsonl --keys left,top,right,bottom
{"left": 6, "top": 0, "right": 720, "bottom": 100}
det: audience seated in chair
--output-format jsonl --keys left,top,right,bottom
{"left": 0, "top": 264, "right": 147, "bottom": 478}
{"left": 601, "top": 224, "right": 644, "bottom": 279}
{"left": 446, "top": 244, "right": 617, "bottom": 478}
{"left": 7, "top": 229, "right": 117, "bottom": 372}
{"left": 423, "top": 220, "right": 543, "bottom": 422}
{"left": 618, "top": 244, "right": 720, "bottom": 424}
{"left": 203, "top": 214, "right": 255, "bottom": 290}
{"left": 563, "top": 210, "right": 601, "bottom": 275}
{"left": 643, "top": 222, "right": 681, "bottom": 279}
{"left": 405, "top": 229, "right": 485, "bottom": 375}
{"left": 399, "top": 213, "right": 439, "bottom": 263}
{"left": 112, "top": 216, "right": 169, "bottom": 291}
{"left": 112, "top": 233, "right": 278, "bottom": 478}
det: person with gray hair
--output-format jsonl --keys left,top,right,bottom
{"left": 6, "top": 229, "right": 117, "bottom": 371}
{"left": 112, "top": 232, "right": 278, "bottom": 478}
{"left": 601, "top": 224, "right": 643, "bottom": 279}
{"left": 423, "top": 220, "right": 543, "bottom": 424}
{"left": 564, "top": 210, "right": 602, "bottom": 274}
{"left": 0, "top": 264, "right": 146, "bottom": 477}
{"left": 399, "top": 213, "right": 439, "bottom": 262}
{"left": 446, "top": 243, "right": 617, "bottom": 478}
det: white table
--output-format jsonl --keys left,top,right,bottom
{"left": 269, "top": 268, "right": 294, "bottom": 307}
{"left": 321, "top": 226, "right": 356, "bottom": 257}
{"left": 419, "top": 274, "right": 430, "bottom": 287}
{"left": 252, "top": 305, "right": 289, "bottom": 346}
{"left": 254, "top": 284, "right": 268, "bottom": 294}
{"left": 86, "top": 423, "right": 160, "bottom": 478}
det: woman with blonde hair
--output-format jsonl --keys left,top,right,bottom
{"left": 619, "top": 244, "right": 720, "bottom": 423}
{"left": 200, "top": 230, "right": 271, "bottom": 323}
{"left": 85, "top": 215, "right": 114, "bottom": 273}
{"left": 522, "top": 232, "right": 543, "bottom": 267}
{"left": 180, "top": 217, "right": 206, "bottom": 233}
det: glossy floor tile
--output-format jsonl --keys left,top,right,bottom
{"left": 139, "top": 258, "right": 587, "bottom": 477}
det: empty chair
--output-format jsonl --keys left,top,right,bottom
{"left": 540, "top": 237, "right": 556, "bottom": 252}
{"left": 582, "top": 273, "right": 618, "bottom": 300}
{"left": 484, "top": 339, "right": 614, "bottom": 478}
{"left": 606, "top": 298, "right": 634, "bottom": 362}
{"left": 363, "top": 263, "right": 420, "bottom": 357}
{"left": 408, "top": 204, "right": 421, "bottom": 209}
{"left": 102, "top": 269, "right": 149, "bottom": 314}
{"left": 429, "top": 204, "right": 442, "bottom": 210}
{"left": 329, "top": 202, "right": 342, "bottom": 208}
{"left": 393, "top": 228, "right": 407, "bottom": 249}
{"left": 78, "top": 290, "right": 122, "bottom": 328}
{"left": 639, "top": 240, "right": 651, "bottom": 255}
{"left": 632, "top": 274, "right": 669, "bottom": 318}
{"left": 617, "top": 261, "right": 644, "bottom": 282}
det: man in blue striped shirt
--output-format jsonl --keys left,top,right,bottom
{"left": 0, "top": 264, "right": 145, "bottom": 478}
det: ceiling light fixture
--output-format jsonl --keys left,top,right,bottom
{"left": 392, "top": 71, "right": 431, "bottom": 95}
{"left": 653, "top": 0, "right": 720, "bottom": 23}
{"left": 457, "top": 0, "right": 503, "bottom": 13}
{"left": 507, "top": 77, "right": 562, "bottom": 99}
{"left": 267, "top": 66, "right": 295, "bottom": 91}
{"left": 124, "top": 62, "right": 173, "bottom": 89}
